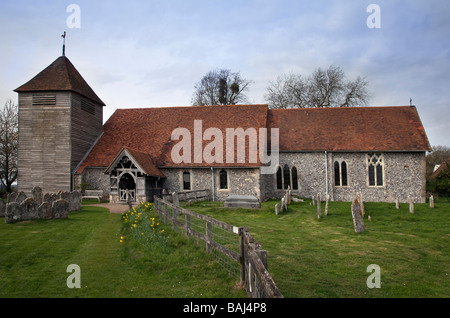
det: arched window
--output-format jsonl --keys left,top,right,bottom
{"left": 341, "top": 161, "right": 348, "bottom": 186}
{"left": 283, "top": 165, "right": 290, "bottom": 189}
{"left": 219, "top": 170, "right": 228, "bottom": 189}
{"left": 291, "top": 166, "right": 298, "bottom": 190}
{"left": 276, "top": 166, "right": 283, "bottom": 190}
{"left": 368, "top": 153, "right": 383, "bottom": 186}
{"left": 335, "top": 160, "right": 348, "bottom": 187}
{"left": 183, "top": 171, "right": 191, "bottom": 190}
{"left": 334, "top": 161, "right": 340, "bottom": 186}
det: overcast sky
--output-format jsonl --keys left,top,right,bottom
{"left": 1, "top": 0, "right": 449, "bottom": 148}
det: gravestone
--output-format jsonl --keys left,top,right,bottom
{"left": 60, "top": 191, "right": 82, "bottom": 211}
{"left": 7, "top": 192, "right": 18, "bottom": 204}
{"left": 20, "top": 198, "right": 39, "bottom": 220}
{"left": 325, "top": 194, "right": 329, "bottom": 216}
{"left": 312, "top": 195, "right": 315, "bottom": 206}
{"left": 430, "top": 195, "right": 434, "bottom": 209}
{"left": 38, "top": 202, "right": 53, "bottom": 220}
{"left": 351, "top": 198, "right": 365, "bottom": 233}
{"left": 5, "top": 202, "right": 21, "bottom": 223}
{"left": 44, "top": 193, "right": 59, "bottom": 206}
{"left": 52, "top": 199, "right": 69, "bottom": 219}
{"left": 224, "top": 195, "right": 260, "bottom": 209}
{"left": 71, "top": 191, "right": 82, "bottom": 211}
{"left": 0, "top": 199, "right": 5, "bottom": 217}
{"left": 275, "top": 203, "right": 280, "bottom": 216}
{"left": 32, "top": 186, "right": 44, "bottom": 204}
{"left": 15, "top": 191, "right": 27, "bottom": 204}
{"left": 395, "top": 198, "right": 399, "bottom": 209}
{"left": 172, "top": 192, "right": 180, "bottom": 206}
{"left": 409, "top": 196, "right": 414, "bottom": 214}
{"left": 317, "top": 193, "right": 321, "bottom": 219}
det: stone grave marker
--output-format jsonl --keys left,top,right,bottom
{"left": 351, "top": 198, "right": 365, "bottom": 233}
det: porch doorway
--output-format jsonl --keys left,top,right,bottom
{"left": 119, "top": 173, "right": 136, "bottom": 202}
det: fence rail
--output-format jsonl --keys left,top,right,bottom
{"left": 153, "top": 197, "right": 283, "bottom": 298}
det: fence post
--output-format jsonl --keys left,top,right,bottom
{"left": 172, "top": 207, "right": 177, "bottom": 231}
{"left": 164, "top": 204, "right": 168, "bottom": 224}
{"left": 239, "top": 227, "right": 245, "bottom": 285}
{"left": 185, "top": 214, "right": 191, "bottom": 239}
{"left": 206, "top": 217, "right": 212, "bottom": 253}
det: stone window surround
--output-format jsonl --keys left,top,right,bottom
{"left": 217, "top": 169, "right": 230, "bottom": 192}
{"left": 333, "top": 159, "right": 350, "bottom": 187}
{"left": 274, "top": 164, "right": 300, "bottom": 191}
{"left": 180, "top": 170, "right": 193, "bottom": 191}
{"left": 367, "top": 153, "right": 385, "bottom": 187}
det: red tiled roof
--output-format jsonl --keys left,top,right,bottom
{"left": 77, "top": 105, "right": 431, "bottom": 173}
{"left": 77, "top": 104, "right": 269, "bottom": 173}
{"left": 267, "top": 106, "right": 431, "bottom": 152}
{"left": 14, "top": 56, "right": 105, "bottom": 106}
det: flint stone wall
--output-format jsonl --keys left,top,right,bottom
{"left": 261, "top": 152, "right": 426, "bottom": 203}
{"left": 4, "top": 186, "right": 81, "bottom": 223}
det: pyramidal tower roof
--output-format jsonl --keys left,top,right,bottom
{"left": 15, "top": 55, "right": 105, "bottom": 106}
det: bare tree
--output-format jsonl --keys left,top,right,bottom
{"left": 0, "top": 99, "right": 18, "bottom": 193}
{"left": 265, "top": 65, "right": 370, "bottom": 109}
{"left": 192, "top": 69, "right": 252, "bottom": 106}
{"left": 426, "top": 145, "right": 450, "bottom": 179}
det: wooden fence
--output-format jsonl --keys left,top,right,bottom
{"left": 153, "top": 197, "right": 283, "bottom": 298}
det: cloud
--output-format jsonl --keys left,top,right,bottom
{"left": 1, "top": 0, "right": 449, "bottom": 147}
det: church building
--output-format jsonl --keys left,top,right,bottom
{"left": 15, "top": 55, "right": 432, "bottom": 203}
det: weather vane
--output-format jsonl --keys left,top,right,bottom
{"left": 61, "top": 31, "right": 66, "bottom": 56}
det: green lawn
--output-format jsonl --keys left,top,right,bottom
{"left": 185, "top": 197, "right": 450, "bottom": 298}
{"left": 0, "top": 206, "right": 245, "bottom": 298}
{"left": 1, "top": 198, "right": 449, "bottom": 298}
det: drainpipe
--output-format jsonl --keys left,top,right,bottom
{"left": 211, "top": 167, "right": 215, "bottom": 201}
{"left": 325, "top": 151, "right": 329, "bottom": 198}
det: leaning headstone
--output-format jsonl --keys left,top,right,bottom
{"left": 52, "top": 199, "right": 69, "bottom": 219}
{"left": 7, "top": 192, "right": 18, "bottom": 204}
{"left": 20, "top": 198, "right": 39, "bottom": 220}
{"left": 44, "top": 193, "right": 59, "bottom": 206}
{"left": 32, "top": 186, "right": 44, "bottom": 204}
{"left": 0, "top": 199, "right": 5, "bottom": 217}
{"left": 317, "top": 193, "right": 321, "bottom": 219}
{"left": 409, "top": 196, "right": 414, "bottom": 214}
{"left": 38, "top": 202, "right": 53, "bottom": 220}
{"left": 15, "top": 191, "right": 27, "bottom": 204}
{"left": 351, "top": 198, "right": 365, "bottom": 233}
{"left": 429, "top": 195, "right": 434, "bottom": 209}
{"left": 275, "top": 203, "right": 280, "bottom": 216}
{"left": 281, "top": 197, "right": 286, "bottom": 212}
{"left": 5, "top": 202, "right": 21, "bottom": 223}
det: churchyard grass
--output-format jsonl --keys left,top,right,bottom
{"left": 187, "top": 197, "right": 450, "bottom": 298}
{"left": 0, "top": 205, "right": 246, "bottom": 298}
